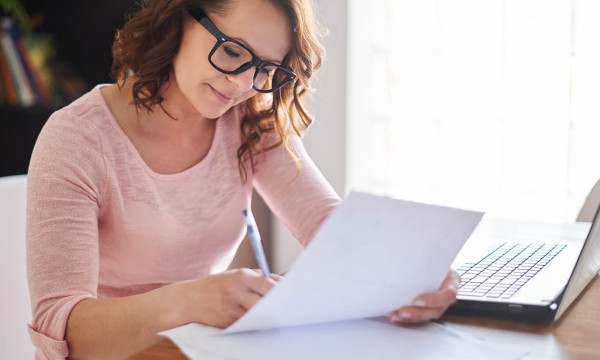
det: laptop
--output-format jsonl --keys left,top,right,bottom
{"left": 447, "top": 206, "right": 600, "bottom": 321}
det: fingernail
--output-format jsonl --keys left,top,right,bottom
{"left": 392, "top": 312, "right": 412, "bottom": 322}
{"left": 413, "top": 299, "right": 426, "bottom": 307}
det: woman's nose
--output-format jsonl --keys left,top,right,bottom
{"left": 226, "top": 67, "right": 255, "bottom": 92}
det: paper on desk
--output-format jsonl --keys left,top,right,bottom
{"left": 163, "top": 318, "right": 528, "bottom": 360}
{"left": 160, "top": 192, "right": 488, "bottom": 358}
{"left": 224, "top": 192, "right": 483, "bottom": 333}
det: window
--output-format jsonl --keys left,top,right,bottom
{"left": 347, "top": 0, "right": 600, "bottom": 222}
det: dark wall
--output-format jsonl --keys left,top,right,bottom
{"left": 0, "top": 0, "right": 136, "bottom": 177}
{"left": 25, "top": 0, "right": 136, "bottom": 84}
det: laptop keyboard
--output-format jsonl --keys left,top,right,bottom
{"left": 456, "top": 242, "right": 567, "bottom": 299}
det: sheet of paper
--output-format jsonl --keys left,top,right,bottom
{"left": 160, "top": 192, "right": 489, "bottom": 358}
{"left": 162, "top": 318, "right": 528, "bottom": 360}
{"left": 225, "top": 192, "right": 483, "bottom": 333}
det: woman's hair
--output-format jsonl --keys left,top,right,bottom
{"left": 111, "top": 0, "right": 325, "bottom": 182}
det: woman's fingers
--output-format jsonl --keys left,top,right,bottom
{"left": 443, "top": 269, "right": 461, "bottom": 292}
{"left": 243, "top": 268, "right": 278, "bottom": 294}
{"left": 250, "top": 268, "right": 284, "bottom": 282}
{"left": 237, "top": 290, "right": 264, "bottom": 311}
{"left": 270, "top": 273, "right": 284, "bottom": 282}
{"left": 390, "top": 270, "right": 461, "bottom": 324}
{"left": 390, "top": 304, "right": 447, "bottom": 323}
{"left": 412, "top": 286, "right": 458, "bottom": 309}
{"left": 187, "top": 268, "right": 279, "bottom": 328}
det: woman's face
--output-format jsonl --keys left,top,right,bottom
{"left": 171, "top": 0, "right": 292, "bottom": 119}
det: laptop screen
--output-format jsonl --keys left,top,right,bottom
{"left": 554, "top": 205, "right": 600, "bottom": 320}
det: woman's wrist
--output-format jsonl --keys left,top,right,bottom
{"left": 155, "top": 281, "right": 196, "bottom": 330}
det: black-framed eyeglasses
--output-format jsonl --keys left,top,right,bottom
{"left": 187, "top": 8, "right": 297, "bottom": 93}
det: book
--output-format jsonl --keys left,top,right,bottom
{"left": 0, "top": 31, "right": 18, "bottom": 104}
{"left": 15, "top": 34, "right": 52, "bottom": 105}
{"left": 0, "top": 18, "right": 35, "bottom": 106}
{"left": 25, "top": 32, "right": 59, "bottom": 105}
{"left": 0, "top": 67, "right": 5, "bottom": 103}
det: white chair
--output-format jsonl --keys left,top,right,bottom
{"left": 0, "top": 175, "right": 36, "bottom": 358}
{"left": 577, "top": 179, "right": 600, "bottom": 222}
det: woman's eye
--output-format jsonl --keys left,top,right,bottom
{"left": 223, "top": 46, "right": 240, "bottom": 58}
{"left": 260, "top": 66, "right": 277, "bottom": 76}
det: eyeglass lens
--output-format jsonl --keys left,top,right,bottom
{"left": 212, "top": 40, "right": 287, "bottom": 91}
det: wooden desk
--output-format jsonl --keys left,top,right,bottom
{"left": 128, "top": 276, "right": 600, "bottom": 360}
{"left": 441, "top": 275, "right": 600, "bottom": 359}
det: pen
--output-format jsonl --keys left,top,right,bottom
{"left": 243, "top": 209, "right": 271, "bottom": 278}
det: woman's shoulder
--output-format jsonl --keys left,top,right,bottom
{"left": 38, "top": 85, "right": 118, "bottom": 150}
{"left": 50, "top": 85, "right": 110, "bottom": 126}
{"left": 29, "top": 87, "right": 109, "bottom": 196}
{"left": 33, "top": 86, "right": 111, "bottom": 167}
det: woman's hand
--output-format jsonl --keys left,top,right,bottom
{"left": 177, "top": 268, "right": 282, "bottom": 328}
{"left": 389, "top": 269, "right": 460, "bottom": 324}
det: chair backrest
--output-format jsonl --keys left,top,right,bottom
{"left": 0, "top": 175, "right": 35, "bottom": 358}
{"left": 577, "top": 179, "right": 600, "bottom": 222}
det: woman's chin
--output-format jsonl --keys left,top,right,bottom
{"left": 199, "top": 106, "right": 232, "bottom": 120}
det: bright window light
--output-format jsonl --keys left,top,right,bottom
{"left": 347, "top": 0, "right": 600, "bottom": 222}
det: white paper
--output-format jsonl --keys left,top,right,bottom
{"left": 160, "top": 192, "right": 491, "bottom": 359}
{"left": 225, "top": 192, "right": 483, "bottom": 333}
{"left": 162, "top": 318, "right": 528, "bottom": 360}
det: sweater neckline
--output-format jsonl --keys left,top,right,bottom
{"left": 94, "top": 84, "right": 222, "bottom": 181}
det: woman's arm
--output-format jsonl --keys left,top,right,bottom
{"left": 65, "top": 269, "right": 277, "bottom": 360}
{"left": 252, "top": 134, "right": 341, "bottom": 246}
{"left": 27, "top": 113, "right": 279, "bottom": 359}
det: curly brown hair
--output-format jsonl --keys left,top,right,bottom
{"left": 111, "top": 0, "right": 325, "bottom": 182}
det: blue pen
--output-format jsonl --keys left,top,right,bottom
{"left": 243, "top": 209, "right": 271, "bottom": 278}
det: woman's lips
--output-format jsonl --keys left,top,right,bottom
{"left": 209, "top": 85, "right": 233, "bottom": 105}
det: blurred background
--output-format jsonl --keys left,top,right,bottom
{"left": 279, "top": 0, "right": 600, "bottom": 271}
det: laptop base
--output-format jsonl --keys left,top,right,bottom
{"left": 447, "top": 299, "right": 556, "bottom": 322}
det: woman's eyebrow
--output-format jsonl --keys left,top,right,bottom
{"left": 230, "top": 35, "right": 285, "bottom": 65}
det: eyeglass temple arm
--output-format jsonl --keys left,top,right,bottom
{"left": 187, "top": 8, "right": 223, "bottom": 39}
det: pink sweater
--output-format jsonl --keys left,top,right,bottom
{"left": 26, "top": 85, "right": 340, "bottom": 359}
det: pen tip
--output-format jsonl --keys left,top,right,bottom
{"left": 243, "top": 209, "right": 248, "bottom": 216}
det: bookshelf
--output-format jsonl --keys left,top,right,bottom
{"left": 0, "top": 0, "right": 134, "bottom": 177}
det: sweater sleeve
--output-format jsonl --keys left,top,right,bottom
{"left": 252, "top": 135, "right": 341, "bottom": 246}
{"left": 26, "top": 110, "right": 106, "bottom": 360}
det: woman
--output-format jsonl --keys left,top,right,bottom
{"left": 26, "top": 0, "right": 460, "bottom": 359}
